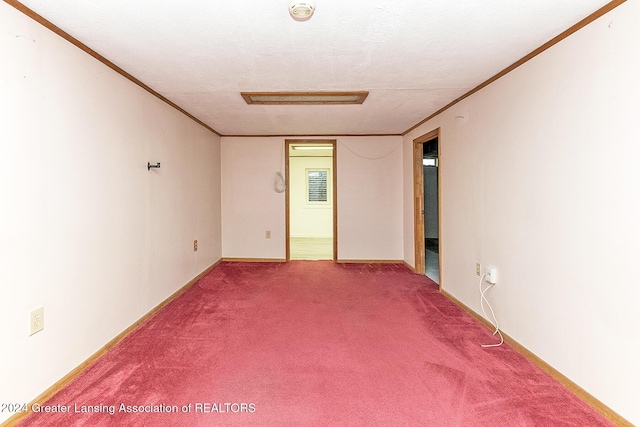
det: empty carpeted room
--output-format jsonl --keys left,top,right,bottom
{"left": 1, "top": 0, "right": 639, "bottom": 426}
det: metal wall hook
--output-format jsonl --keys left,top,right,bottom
{"left": 147, "top": 162, "right": 161, "bottom": 171}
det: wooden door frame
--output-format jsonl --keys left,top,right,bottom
{"left": 413, "top": 128, "right": 441, "bottom": 287}
{"left": 285, "top": 139, "right": 338, "bottom": 262}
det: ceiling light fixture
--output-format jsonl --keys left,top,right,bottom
{"left": 241, "top": 91, "right": 369, "bottom": 105}
{"left": 289, "top": 1, "right": 315, "bottom": 22}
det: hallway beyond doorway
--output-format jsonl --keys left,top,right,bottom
{"left": 290, "top": 237, "right": 333, "bottom": 260}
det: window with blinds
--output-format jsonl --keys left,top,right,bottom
{"left": 307, "top": 170, "right": 328, "bottom": 203}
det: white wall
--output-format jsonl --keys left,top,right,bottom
{"left": 290, "top": 156, "right": 333, "bottom": 238}
{"left": 0, "top": 4, "right": 221, "bottom": 423}
{"left": 403, "top": 2, "right": 640, "bottom": 424}
{"left": 402, "top": 136, "right": 417, "bottom": 268}
{"left": 220, "top": 137, "right": 287, "bottom": 259}
{"left": 338, "top": 136, "right": 404, "bottom": 260}
{"left": 222, "top": 136, "right": 403, "bottom": 261}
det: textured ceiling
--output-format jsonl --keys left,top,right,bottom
{"left": 14, "top": 0, "right": 612, "bottom": 136}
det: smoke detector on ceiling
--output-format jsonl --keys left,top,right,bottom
{"left": 289, "top": 1, "right": 315, "bottom": 21}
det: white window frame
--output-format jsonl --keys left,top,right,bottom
{"left": 305, "top": 168, "right": 331, "bottom": 205}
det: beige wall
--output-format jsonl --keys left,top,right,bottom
{"left": 220, "top": 137, "right": 287, "bottom": 259}
{"left": 0, "top": 4, "right": 222, "bottom": 423}
{"left": 290, "top": 156, "right": 333, "bottom": 238}
{"left": 403, "top": 1, "right": 640, "bottom": 423}
{"left": 221, "top": 136, "right": 403, "bottom": 261}
{"left": 337, "top": 136, "right": 403, "bottom": 260}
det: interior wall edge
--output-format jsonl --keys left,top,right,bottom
{"left": 2, "top": 0, "right": 221, "bottom": 137}
{"left": 401, "top": 0, "right": 627, "bottom": 136}
{"left": 440, "top": 290, "right": 633, "bottom": 427}
{"left": 0, "top": 259, "right": 222, "bottom": 427}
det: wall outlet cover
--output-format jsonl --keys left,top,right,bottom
{"left": 29, "top": 306, "right": 44, "bottom": 336}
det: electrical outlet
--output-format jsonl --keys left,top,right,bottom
{"left": 29, "top": 306, "right": 44, "bottom": 336}
{"left": 476, "top": 262, "right": 481, "bottom": 276}
{"left": 265, "top": 230, "right": 271, "bottom": 239}
{"left": 486, "top": 267, "right": 498, "bottom": 284}
{"left": 193, "top": 240, "right": 198, "bottom": 251}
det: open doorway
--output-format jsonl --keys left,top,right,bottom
{"left": 285, "top": 140, "right": 337, "bottom": 261}
{"left": 413, "top": 129, "right": 441, "bottom": 287}
{"left": 423, "top": 138, "right": 439, "bottom": 284}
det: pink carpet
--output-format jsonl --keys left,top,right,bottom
{"left": 19, "top": 262, "right": 612, "bottom": 426}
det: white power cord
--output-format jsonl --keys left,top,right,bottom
{"left": 479, "top": 273, "right": 504, "bottom": 348}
